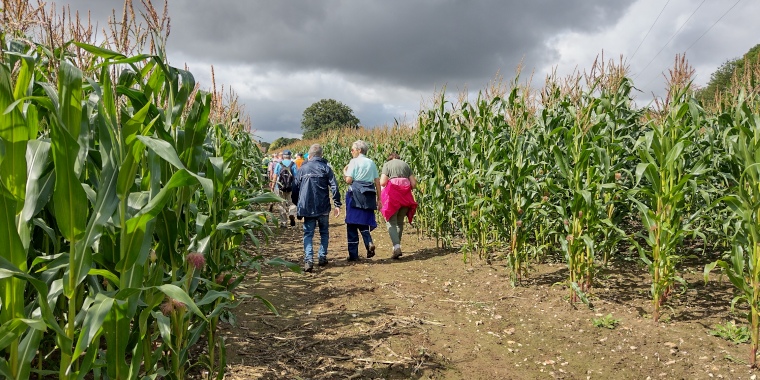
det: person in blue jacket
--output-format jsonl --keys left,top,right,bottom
{"left": 291, "top": 144, "right": 342, "bottom": 272}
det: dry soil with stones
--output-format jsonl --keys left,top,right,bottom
{"left": 216, "top": 213, "right": 757, "bottom": 379}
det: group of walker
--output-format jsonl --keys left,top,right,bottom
{"left": 269, "top": 142, "right": 417, "bottom": 273}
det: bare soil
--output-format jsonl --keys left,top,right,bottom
{"left": 220, "top": 214, "right": 755, "bottom": 379}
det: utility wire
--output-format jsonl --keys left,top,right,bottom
{"left": 629, "top": 0, "right": 672, "bottom": 63}
{"left": 633, "top": 0, "right": 707, "bottom": 80}
{"left": 639, "top": 0, "right": 743, "bottom": 91}
{"left": 684, "top": 0, "right": 742, "bottom": 54}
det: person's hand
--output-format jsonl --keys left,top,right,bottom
{"left": 333, "top": 207, "right": 341, "bottom": 217}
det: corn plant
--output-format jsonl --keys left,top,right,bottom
{"left": 630, "top": 79, "right": 708, "bottom": 321}
{"left": 486, "top": 82, "right": 542, "bottom": 283}
{"left": 542, "top": 69, "right": 629, "bottom": 303}
{"left": 413, "top": 95, "right": 459, "bottom": 248}
{"left": 704, "top": 88, "right": 760, "bottom": 366}
{"left": 0, "top": 18, "right": 282, "bottom": 377}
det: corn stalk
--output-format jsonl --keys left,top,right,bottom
{"left": 704, "top": 88, "right": 760, "bottom": 366}
{"left": 630, "top": 83, "right": 707, "bottom": 322}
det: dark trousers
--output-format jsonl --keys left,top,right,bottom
{"left": 346, "top": 223, "right": 373, "bottom": 260}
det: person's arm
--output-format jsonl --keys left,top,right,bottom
{"left": 379, "top": 174, "right": 389, "bottom": 187}
{"left": 343, "top": 162, "right": 354, "bottom": 184}
{"left": 409, "top": 174, "right": 417, "bottom": 189}
{"left": 267, "top": 163, "right": 274, "bottom": 189}
{"left": 328, "top": 168, "right": 342, "bottom": 216}
{"left": 291, "top": 172, "right": 300, "bottom": 206}
{"left": 374, "top": 177, "right": 382, "bottom": 204}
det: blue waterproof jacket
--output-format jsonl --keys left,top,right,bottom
{"left": 349, "top": 180, "right": 377, "bottom": 210}
{"left": 291, "top": 157, "right": 342, "bottom": 217}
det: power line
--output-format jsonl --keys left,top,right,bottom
{"left": 638, "top": 0, "right": 743, "bottom": 92}
{"left": 684, "top": 0, "right": 742, "bottom": 54}
{"left": 629, "top": 0, "right": 672, "bottom": 63}
{"left": 633, "top": 0, "right": 707, "bottom": 80}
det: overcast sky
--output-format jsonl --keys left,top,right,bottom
{"left": 61, "top": 0, "right": 759, "bottom": 143}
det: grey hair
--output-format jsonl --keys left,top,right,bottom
{"left": 308, "top": 144, "right": 323, "bottom": 158}
{"left": 351, "top": 140, "right": 369, "bottom": 155}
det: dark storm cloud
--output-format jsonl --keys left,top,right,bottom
{"left": 160, "top": 0, "right": 636, "bottom": 90}
{"left": 53, "top": 1, "right": 759, "bottom": 141}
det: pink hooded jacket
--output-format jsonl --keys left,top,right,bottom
{"left": 380, "top": 177, "right": 417, "bottom": 222}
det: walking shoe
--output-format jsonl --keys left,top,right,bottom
{"left": 366, "top": 243, "right": 376, "bottom": 258}
{"left": 391, "top": 247, "right": 403, "bottom": 259}
{"left": 289, "top": 215, "right": 296, "bottom": 227}
{"left": 318, "top": 258, "right": 329, "bottom": 267}
{"left": 346, "top": 257, "right": 359, "bottom": 262}
{"left": 304, "top": 262, "right": 314, "bottom": 273}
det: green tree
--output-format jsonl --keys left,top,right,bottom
{"left": 258, "top": 140, "right": 271, "bottom": 152}
{"left": 269, "top": 137, "right": 300, "bottom": 152}
{"left": 697, "top": 43, "right": 760, "bottom": 105}
{"left": 301, "top": 99, "right": 360, "bottom": 139}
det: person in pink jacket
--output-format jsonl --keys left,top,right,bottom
{"left": 379, "top": 153, "right": 418, "bottom": 259}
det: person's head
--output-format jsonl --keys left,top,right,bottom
{"left": 296, "top": 153, "right": 303, "bottom": 159}
{"left": 387, "top": 152, "right": 400, "bottom": 161}
{"left": 308, "top": 144, "right": 323, "bottom": 159}
{"left": 350, "top": 140, "right": 369, "bottom": 156}
{"left": 276, "top": 152, "right": 283, "bottom": 159}
{"left": 283, "top": 150, "right": 292, "bottom": 159}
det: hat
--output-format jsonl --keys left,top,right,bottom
{"left": 283, "top": 150, "right": 292, "bottom": 157}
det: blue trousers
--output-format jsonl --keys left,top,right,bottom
{"left": 303, "top": 214, "right": 330, "bottom": 264}
{"left": 346, "top": 223, "right": 373, "bottom": 260}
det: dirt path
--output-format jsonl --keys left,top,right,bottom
{"left": 221, "top": 214, "right": 755, "bottom": 379}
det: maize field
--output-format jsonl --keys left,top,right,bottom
{"left": 3, "top": 0, "right": 760, "bottom": 376}
{"left": 283, "top": 56, "right": 760, "bottom": 366}
{"left": 0, "top": 2, "right": 294, "bottom": 379}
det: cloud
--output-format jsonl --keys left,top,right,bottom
{"left": 52, "top": 0, "right": 760, "bottom": 141}
{"left": 543, "top": 0, "right": 760, "bottom": 102}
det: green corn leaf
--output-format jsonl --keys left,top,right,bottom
{"left": 664, "top": 141, "right": 684, "bottom": 168}
{"left": 58, "top": 61, "right": 83, "bottom": 140}
{"left": 157, "top": 284, "right": 207, "bottom": 320}
{"left": 0, "top": 63, "right": 27, "bottom": 144}
{"left": 254, "top": 295, "right": 279, "bottom": 316}
{"left": 116, "top": 102, "right": 152, "bottom": 200}
{"left": 0, "top": 358, "right": 12, "bottom": 379}
{"left": 215, "top": 336, "right": 227, "bottom": 380}
{"left": 70, "top": 294, "right": 114, "bottom": 368}
{"left": 0, "top": 191, "right": 26, "bottom": 333}
{"left": 49, "top": 117, "right": 88, "bottom": 245}
{"left": 0, "top": 65, "right": 29, "bottom": 203}
{"left": 180, "top": 91, "right": 210, "bottom": 171}
{"left": 71, "top": 42, "right": 126, "bottom": 60}
{"left": 0, "top": 255, "right": 69, "bottom": 343}
{"left": 0, "top": 318, "right": 44, "bottom": 350}
{"left": 15, "top": 328, "right": 43, "bottom": 380}
{"left": 195, "top": 290, "right": 232, "bottom": 307}
{"left": 136, "top": 135, "right": 214, "bottom": 199}
{"left": 104, "top": 302, "right": 130, "bottom": 380}
{"left": 88, "top": 268, "right": 119, "bottom": 286}
{"left": 21, "top": 141, "right": 53, "bottom": 224}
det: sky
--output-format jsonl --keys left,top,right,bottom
{"left": 59, "top": 0, "right": 759, "bottom": 143}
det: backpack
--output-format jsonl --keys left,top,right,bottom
{"left": 277, "top": 162, "right": 296, "bottom": 192}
